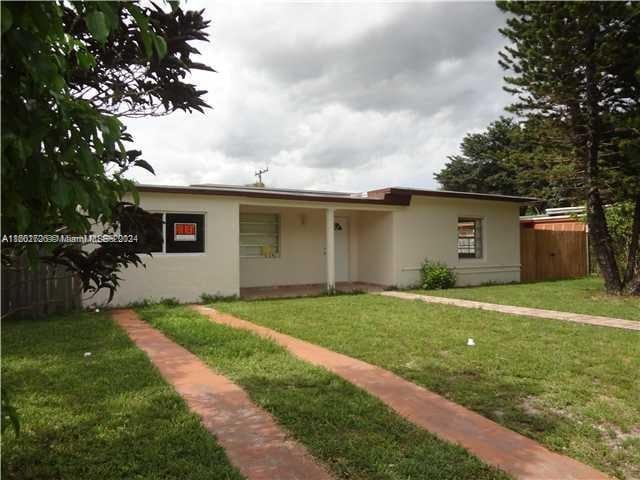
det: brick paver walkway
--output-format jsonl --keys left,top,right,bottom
{"left": 380, "top": 291, "right": 640, "bottom": 331}
{"left": 112, "top": 309, "right": 332, "bottom": 480}
{"left": 193, "top": 305, "right": 611, "bottom": 480}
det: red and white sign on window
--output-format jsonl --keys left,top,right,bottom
{"left": 174, "top": 223, "right": 197, "bottom": 241}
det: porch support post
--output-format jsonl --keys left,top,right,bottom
{"left": 325, "top": 208, "right": 335, "bottom": 292}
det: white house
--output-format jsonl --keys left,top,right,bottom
{"left": 90, "top": 184, "right": 536, "bottom": 306}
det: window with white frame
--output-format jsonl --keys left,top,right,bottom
{"left": 457, "top": 218, "right": 483, "bottom": 258}
{"left": 240, "top": 213, "right": 280, "bottom": 258}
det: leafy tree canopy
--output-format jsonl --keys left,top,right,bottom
{"left": 1, "top": 1, "right": 213, "bottom": 301}
{"left": 435, "top": 116, "right": 579, "bottom": 210}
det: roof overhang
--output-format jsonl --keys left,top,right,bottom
{"left": 367, "top": 187, "right": 539, "bottom": 204}
{"left": 135, "top": 184, "right": 539, "bottom": 206}
{"left": 136, "top": 184, "right": 411, "bottom": 206}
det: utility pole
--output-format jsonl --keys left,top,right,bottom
{"left": 254, "top": 167, "right": 269, "bottom": 186}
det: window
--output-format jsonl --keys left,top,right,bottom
{"left": 165, "top": 213, "right": 205, "bottom": 253}
{"left": 122, "top": 212, "right": 205, "bottom": 254}
{"left": 120, "top": 212, "right": 164, "bottom": 253}
{"left": 458, "top": 218, "right": 482, "bottom": 258}
{"left": 240, "top": 213, "right": 280, "bottom": 258}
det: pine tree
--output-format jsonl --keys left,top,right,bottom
{"left": 497, "top": 1, "right": 640, "bottom": 294}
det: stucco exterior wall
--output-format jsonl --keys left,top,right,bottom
{"left": 356, "top": 211, "right": 395, "bottom": 285}
{"left": 392, "top": 196, "right": 521, "bottom": 287}
{"left": 87, "top": 192, "right": 240, "bottom": 307}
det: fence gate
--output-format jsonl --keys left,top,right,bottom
{"left": 1, "top": 259, "right": 82, "bottom": 319}
{"left": 520, "top": 228, "right": 588, "bottom": 282}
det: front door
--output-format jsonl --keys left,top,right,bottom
{"left": 334, "top": 217, "right": 349, "bottom": 282}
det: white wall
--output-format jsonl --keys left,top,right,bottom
{"left": 356, "top": 211, "right": 395, "bottom": 285}
{"left": 392, "top": 196, "right": 521, "bottom": 287}
{"left": 86, "top": 192, "right": 240, "bottom": 307}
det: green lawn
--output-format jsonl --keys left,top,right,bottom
{"left": 415, "top": 277, "right": 639, "bottom": 320}
{"left": 137, "top": 304, "right": 508, "bottom": 480}
{"left": 1, "top": 312, "right": 243, "bottom": 480}
{"left": 215, "top": 294, "right": 640, "bottom": 480}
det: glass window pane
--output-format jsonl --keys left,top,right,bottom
{"left": 458, "top": 218, "right": 482, "bottom": 258}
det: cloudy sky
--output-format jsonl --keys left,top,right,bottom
{"left": 125, "top": 1, "right": 512, "bottom": 193}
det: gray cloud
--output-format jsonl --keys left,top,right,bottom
{"left": 251, "top": 3, "right": 508, "bottom": 115}
{"left": 125, "top": 2, "right": 512, "bottom": 192}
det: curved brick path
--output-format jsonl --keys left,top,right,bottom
{"left": 193, "top": 305, "right": 611, "bottom": 480}
{"left": 112, "top": 309, "right": 332, "bottom": 480}
{"left": 380, "top": 291, "right": 640, "bottom": 331}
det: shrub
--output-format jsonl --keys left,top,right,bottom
{"left": 159, "top": 297, "right": 181, "bottom": 307}
{"left": 199, "top": 293, "right": 239, "bottom": 303}
{"left": 420, "top": 259, "right": 456, "bottom": 290}
{"left": 124, "top": 299, "right": 152, "bottom": 309}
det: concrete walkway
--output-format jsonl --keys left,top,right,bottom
{"left": 379, "top": 291, "right": 640, "bottom": 331}
{"left": 193, "top": 305, "right": 611, "bottom": 480}
{"left": 112, "top": 309, "right": 332, "bottom": 480}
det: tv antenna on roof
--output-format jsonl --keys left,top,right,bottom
{"left": 254, "top": 167, "right": 269, "bottom": 186}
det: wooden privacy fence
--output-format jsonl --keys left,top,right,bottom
{"left": 520, "top": 228, "right": 588, "bottom": 282}
{"left": 1, "top": 259, "right": 82, "bottom": 319}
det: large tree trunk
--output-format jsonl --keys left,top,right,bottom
{"left": 587, "top": 189, "right": 623, "bottom": 293}
{"left": 583, "top": 31, "right": 623, "bottom": 294}
{"left": 623, "top": 195, "right": 640, "bottom": 294}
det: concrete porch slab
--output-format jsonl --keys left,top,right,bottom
{"left": 240, "top": 282, "right": 384, "bottom": 300}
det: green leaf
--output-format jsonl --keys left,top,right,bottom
{"left": 140, "top": 30, "right": 153, "bottom": 58}
{"left": 52, "top": 178, "right": 73, "bottom": 209}
{"left": 153, "top": 35, "right": 168, "bottom": 59}
{"left": 125, "top": 4, "right": 153, "bottom": 58}
{"left": 85, "top": 11, "right": 109, "bottom": 43}
{"left": 100, "top": 116, "right": 122, "bottom": 145}
{"left": 1, "top": 5, "right": 13, "bottom": 34}
{"left": 98, "top": 2, "right": 120, "bottom": 32}
{"left": 79, "top": 145, "right": 100, "bottom": 175}
{"left": 50, "top": 74, "right": 66, "bottom": 92}
{"left": 77, "top": 50, "right": 96, "bottom": 70}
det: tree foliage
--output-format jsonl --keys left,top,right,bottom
{"left": 435, "top": 117, "right": 578, "bottom": 210}
{"left": 496, "top": 1, "right": 640, "bottom": 294}
{"left": 1, "top": 1, "right": 213, "bottom": 304}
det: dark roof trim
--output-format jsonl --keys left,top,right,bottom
{"left": 136, "top": 184, "right": 410, "bottom": 205}
{"left": 367, "top": 187, "right": 539, "bottom": 204}
{"left": 135, "top": 184, "right": 539, "bottom": 206}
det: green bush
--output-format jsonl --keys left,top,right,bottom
{"left": 159, "top": 297, "right": 180, "bottom": 307}
{"left": 421, "top": 259, "right": 456, "bottom": 290}
{"left": 199, "top": 293, "right": 239, "bottom": 304}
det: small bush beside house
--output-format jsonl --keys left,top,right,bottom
{"left": 421, "top": 259, "right": 456, "bottom": 290}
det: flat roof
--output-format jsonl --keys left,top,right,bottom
{"left": 136, "top": 183, "right": 539, "bottom": 205}
{"left": 367, "top": 187, "right": 539, "bottom": 204}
